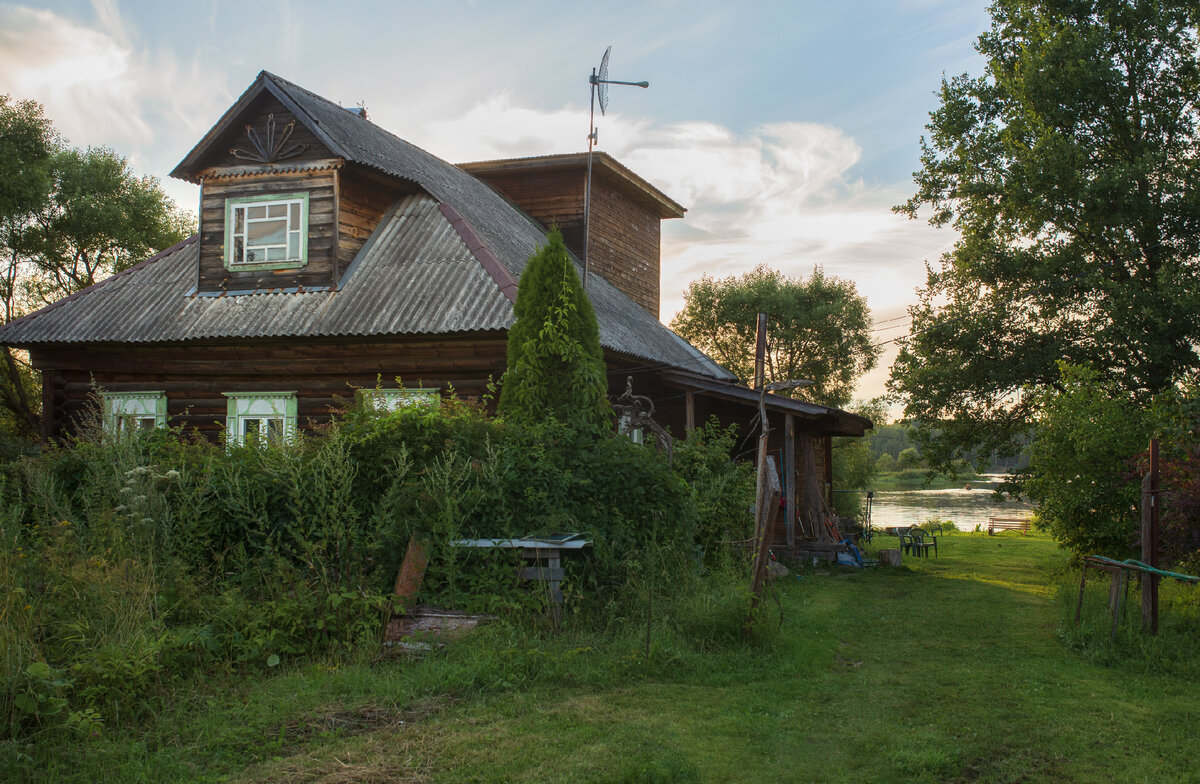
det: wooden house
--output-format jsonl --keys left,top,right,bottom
{"left": 0, "top": 70, "right": 870, "bottom": 555}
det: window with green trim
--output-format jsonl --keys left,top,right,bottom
{"left": 102, "top": 391, "right": 167, "bottom": 437}
{"left": 224, "top": 392, "right": 297, "bottom": 448}
{"left": 224, "top": 193, "right": 309, "bottom": 270}
{"left": 359, "top": 388, "right": 440, "bottom": 412}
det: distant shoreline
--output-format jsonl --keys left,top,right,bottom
{"left": 871, "top": 469, "right": 1004, "bottom": 492}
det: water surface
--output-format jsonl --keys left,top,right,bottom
{"left": 861, "top": 478, "right": 1033, "bottom": 531}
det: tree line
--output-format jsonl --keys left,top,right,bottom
{"left": 0, "top": 96, "right": 193, "bottom": 441}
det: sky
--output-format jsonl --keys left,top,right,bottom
{"left": 0, "top": 0, "right": 993, "bottom": 411}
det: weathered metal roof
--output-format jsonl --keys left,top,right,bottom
{"left": 0, "top": 195, "right": 514, "bottom": 344}
{"left": 659, "top": 370, "right": 873, "bottom": 437}
{"left": 0, "top": 71, "right": 734, "bottom": 379}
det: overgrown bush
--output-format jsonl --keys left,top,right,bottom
{"left": 0, "top": 392, "right": 755, "bottom": 743}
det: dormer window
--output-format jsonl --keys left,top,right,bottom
{"left": 225, "top": 193, "right": 309, "bottom": 270}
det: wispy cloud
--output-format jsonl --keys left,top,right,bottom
{"left": 0, "top": 6, "right": 149, "bottom": 147}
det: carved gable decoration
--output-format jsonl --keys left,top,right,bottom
{"left": 230, "top": 114, "right": 309, "bottom": 164}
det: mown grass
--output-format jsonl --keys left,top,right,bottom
{"left": 12, "top": 533, "right": 1200, "bottom": 783}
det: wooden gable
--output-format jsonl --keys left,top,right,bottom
{"left": 179, "top": 83, "right": 412, "bottom": 294}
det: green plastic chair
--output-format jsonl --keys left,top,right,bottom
{"left": 910, "top": 528, "right": 937, "bottom": 558}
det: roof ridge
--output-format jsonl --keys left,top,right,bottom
{"left": 0, "top": 235, "right": 197, "bottom": 337}
{"left": 438, "top": 203, "right": 518, "bottom": 303}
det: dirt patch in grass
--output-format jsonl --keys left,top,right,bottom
{"left": 235, "top": 699, "right": 451, "bottom": 784}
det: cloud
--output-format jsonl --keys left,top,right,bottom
{"left": 0, "top": 5, "right": 151, "bottom": 147}
{"left": 409, "top": 94, "right": 952, "bottom": 405}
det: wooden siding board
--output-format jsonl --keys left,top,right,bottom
{"left": 203, "top": 94, "right": 335, "bottom": 171}
{"left": 35, "top": 337, "right": 509, "bottom": 440}
{"left": 197, "top": 171, "right": 337, "bottom": 294}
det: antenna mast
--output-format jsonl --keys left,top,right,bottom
{"left": 583, "top": 46, "right": 649, "bottom": 292}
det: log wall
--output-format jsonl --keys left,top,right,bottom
{"left": 198, "top": 171, "right": 337, "bottom": 293}
{"left": 471, "top": 167, "right": 662, "bottom": 317}
{"left": 31, "top": 336, "right": 509, "bottom": 440}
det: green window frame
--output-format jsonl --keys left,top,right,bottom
{"left": 359, "top": 387, "right": 440, "bottom": 412}
{"left": 224, "top": 392, "right": 298, "bottom": 448}
{"left": 102, "top": 391, "right": 167, "bottom": 437}
{"left": 224, "top": 192, "right": 309, "bottom": 271}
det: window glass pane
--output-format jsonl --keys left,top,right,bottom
{"left": 288, "top": 232, "right": 299, "bottom": 259}
{"left": 266, "top": 418, "right": 282, "bottom": 446}
{"left": 247, "top": 205, "right": 266, "bottom": 220}
{"left": 290, "top": 202, "right": 300, "bottom": 224}
{"left": 234, "top": 236, "right": 245, "bottom": 263}
{"left": 266, "top": 246, "right": 285, "bottom": 261}
{"left": 248, "top": 218, "right": 287, "bottom": 247}
{"left": 268, "top": 203, "right": 288, "bottom": 219}
{"left": 233, "top": 207, "right": 245, "bottom": 234}
{"left": 137, "top": 417, "right": 156, "bottom": 431}
{"left": 245, "top": 247, "right": 259, "bottom": 263}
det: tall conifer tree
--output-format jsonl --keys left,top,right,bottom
{"left": 499, "top": 229, "right": 611, "bottom": 433}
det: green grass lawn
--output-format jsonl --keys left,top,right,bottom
{"left": 16, "top": 534, "right": 1200, "bottom": 783}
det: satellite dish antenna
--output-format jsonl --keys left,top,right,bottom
{"left": 583, "top": 46, "right": 649, "bottom": 292}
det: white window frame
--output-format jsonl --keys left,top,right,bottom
{"left": 102, "top": 391, "right": 167, "bottom": 437}
{"left": 224, "top": 392, "right": 298, "bottom": 448}
{"left": 224, "top": 193, "right": 309, "bottom": 271}
{"left": 359, "top": 388, "right": 440, "bottom": 412}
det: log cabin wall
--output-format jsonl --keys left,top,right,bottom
{"left": 336, "top": 167, "right": 410, "bottom": 280}
{"left": 198, "top": 170, "right": 337, "bottom": 293}
{"left": 31, "top": 336, "right": 509, "bottom": 441}
{"left": 468, "top": 166, "right": 663, "bottom": 318}
{"left": 585, "top": 168, "right": 662, "bottom": 318}
{"left": 470, "top": 168, "right": 586, "bottom": 261}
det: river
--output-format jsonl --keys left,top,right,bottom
{"left": 858, "top": 476, "right": 1034, "bottom": 532}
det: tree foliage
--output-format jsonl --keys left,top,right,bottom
{"left": 0, "top": 95, "right": 194, "bottom": 438}
{"left": 670, "top": 265, "right": 879, "bottom": 409}
{"left": 498, "top": 229, "right": 612, "bottom": 433}
{"left": 1023, "top": 363, "right": 1150, "bottom": 556}
{"left": 890, "top": 0, "right": 1200, "bottom": 472}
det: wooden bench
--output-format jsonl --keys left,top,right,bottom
{"left": 987, "top": 517, "right": 1031, "bottom": 535}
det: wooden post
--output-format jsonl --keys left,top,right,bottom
{"left": 824, "top": 434, "right": 834, "bottom": 504}
{"left": 1141, "top": 438, "right": 1160, "bottom": 633}
{"left": 393, "top": 534, "right": 430, "bottom": 608}
{"left": 748, "top": 456, "right": 782, "bottom": 627}
{"left": 684, "top": 391, "right": 695, "bottom": 436}
{"left": 41, "top": 369, "right": 55, "bottom": 441}
{"left": 753, "top": 312, "right": 767, "bottom": 391}
{"left": 784, "top": 413, "right": 796, "bottom": 550}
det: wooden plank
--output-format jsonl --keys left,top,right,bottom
{"left": 784, "top": 413, "right": 796, "bottom": 549}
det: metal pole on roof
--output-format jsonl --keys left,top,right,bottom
{"left": 583, "top": 46, "right": 649, "bottom": 294}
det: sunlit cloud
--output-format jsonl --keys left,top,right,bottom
{"left": 0, "top": 6, "right": 150, "bottom": 147}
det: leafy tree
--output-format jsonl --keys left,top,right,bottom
{"left": 22, "top": 147, "right": 193, "bottom": 303}
{"left": 499, "top": 229, "right": 612, "bottom": 433}
{"left": 1023, "top": 363, "right": 1150, "bottom": 556}
{"left": 897, "top": 447, "right": 924, "bottom": 470}
{"left": 0, "top": 96, "right": 193, "bottom": 437}
{"left": 670, "top": 264, "right": 879, "bottom": 409}
{"left": 830, "top": 400, "right": 887, "bottom": 518}
{"left": 890, "top": 0, "right": 1200, "bottom": 473}
{"left": 1, "top": 96, "right": 57, "bottom": 439}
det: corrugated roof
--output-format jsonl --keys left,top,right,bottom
{"left": 2, "top": 71, "right": 734, "bottom": 381}
{"left": 0, "top": 196, "right": 512, "bottom": 344}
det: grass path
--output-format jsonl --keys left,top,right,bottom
{"left": 26, "top": 534, "right": 1200, "bottom": 783}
